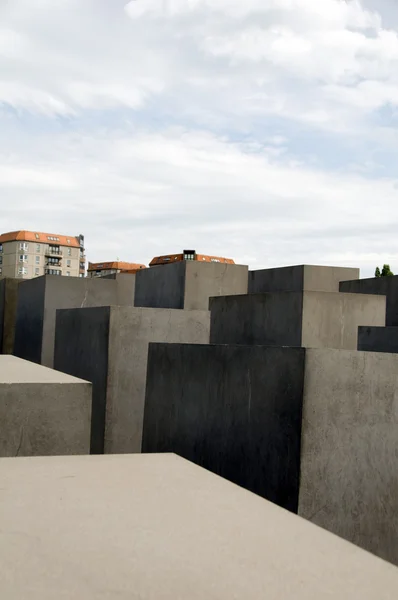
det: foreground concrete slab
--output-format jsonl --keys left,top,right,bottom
{"left": 0, "top": 355, "right": 91, "bottom": 456}
{"left": 143, "top": 344, "right": 398, "bottom": 565}
{"left": 14, "top": 275, "right": 135, "bottom": 368}
{"left": 135, "top": 261, "right": 248, "bottom": 310}
{"left": 0, "top": 278, "right": 22, "bottom": 354}
{"left": 54, "top": 306, "right": 210, "bottom": 454}
{"left": 249, "top": 264, "right": 359, "bottom": 294}
{"left": 340, "top": 275, "right": 398, "bottom": 325}
{"left": 210, "top": 291, "right": 385, "bottom": 349}
{"left": 0, "top": 454, "right": 397, "bottom": 600}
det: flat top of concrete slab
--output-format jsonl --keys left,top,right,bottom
{"left": 0, "top": 454, "right": 396, "bottom": 599}
{"left": 0, "top": 355, "right": 90, "bottom": 384}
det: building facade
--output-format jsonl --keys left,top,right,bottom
{"left": 0, "top": 231, "right": 86, "bottom": 279}
{"left": 149, "top": 249, "right": 235, "bottom": 267}
{"left": 87, "top": 261, "right": 146, "bottom": 278}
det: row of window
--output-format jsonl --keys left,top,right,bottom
{"left": 17, "top": 255, "right": 72, "bottom": 266}
{"left": 0, "top": 242, "right": 74, "bottom": 255}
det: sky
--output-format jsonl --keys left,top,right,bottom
{"left": 1, "top": 0, "right": 398, "bottom": 275}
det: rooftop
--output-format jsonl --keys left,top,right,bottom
{"left": 0, "top": 230, "right": 82, "bottom": 249}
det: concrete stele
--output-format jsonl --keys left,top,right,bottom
{"left": 0, "top": 453, "right": 397, "bottom": 599}
{"left": 143, "top": 343, "right": 398, "bottom": 565}
{"left": 54, "top": 305, "right": 210, "bottom": 454}
{"left": 0, "top": 355, "right": 91, "bottom": 457}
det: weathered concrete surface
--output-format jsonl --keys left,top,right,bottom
{"left": 54, "top": 306, "right": 210, "bottom": 454}
{"left": 143, "top": 343, "right": 398, "bottom": 565}
{"left": 210, "top": 291, "right": 385, "bottom": 350}
{"left": 249, "top": 265, "right": 359, "bottom": 294}
{"left": 4, "top": 454, "right": 396, "bottom": 600}
{"left": 0, "top": 278, "right": 4, "bottom": 351}
{"left": 14, "top": 275, "right": 134, "bottom": 368}
{"left": 0, "top": 355, "right": 91, "bottom": 457}
{"left": 0, "top": 278, "right": 23, "bottom": 354}
{"left": 102, "top": 272, "right": 136, "bottom": 302}
{"left": 143, "top": 344, "right": 305, "bottom": 512}
{"left": 135, "top": 261, "right": 248, "bottom": 310}
{"left": 340, "top": 275, "right": 398, "bottom": 325}
{"left": 299, "top": 349, "right": 398, "bottom": 566}
{"left": 358, "top": 326, "right": 398, "bottom": 353}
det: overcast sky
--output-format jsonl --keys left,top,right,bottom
{"left": 1, "top": 0, "right": 398, "bottom": 275}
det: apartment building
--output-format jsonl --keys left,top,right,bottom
{"left": 87, "top": 261, "right": 146, "bottom": 277}
{"left": 0, "top": 230, "right": 86, "bottom": 279}
{"left": 150, "top": 249, "right": 235, "bottom": 266}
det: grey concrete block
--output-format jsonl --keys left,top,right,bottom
{"left": 0, "top": 355, "right": 91, "bottom": 457}
{"left": 358, "top": 326, "right": 398, "bottom": 353}
{"left": 135, "top": 261, "right": 248, "bottom": 310}
{"left": 0, "top": 278, "right": 23, "bottom": 354}
{"left": 54, "top": 306, "right": 210, "bottom": 454}
{"left": 143, "top": 343, "right": 398, "bottom": 565}
{"left": 210, "top": 291, "right": 385, "bottom": 350}
{"left": 340, "top": 275, "right": 398, "bottom": 325}
{"left": 249, "top": 264, "right": 359, "bottom": 294}
{"left": 101, "top": 272, "right": 136, "bottom": 301}
{"left": 299, "top": 349, "right": 398, "bottom": 566}
{"left": 14, "top": 275, "right": 134, "bottom": 368}
{"left": 2, "top": 454, "right": 397, "bottom": 600}
{"left": 0, "top": 279, "right": 4, "bottom": 352}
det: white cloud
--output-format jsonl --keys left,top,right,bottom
{"left": 2, "top": 126, "right": 398, "bottom": 275}
{"left": 1, "top": 0, "right": 398, "bottom": 275}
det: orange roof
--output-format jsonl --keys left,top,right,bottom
{"left": 150, "top": 252, "right": 235, "bottom": 266}
{"left": 0, "top": 230, "right": 80, "bottom": 248}
{"left": 88, "top": 261, "right": 146, "bottom": 272}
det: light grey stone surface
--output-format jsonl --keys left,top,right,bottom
{"left": 0, "top": 355, "right": 91, "bottom": 457}
{"left": 0, "top": 453, "right": 397, "bottom": 600}
{"left": 299, "top": 348, "right": 398, "bottom": 566}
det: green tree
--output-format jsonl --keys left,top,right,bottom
{"left": 375, "top": 266, "right": 381, "bottom": 277}
{"left": 381, "top": 264, "right": 394, "bottom": 277}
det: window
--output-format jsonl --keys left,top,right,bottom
{"left": 35, "top": 268, "right": 40, "bottom": 276}
{"left": 67, "top": 248, "right": 71, "bottom": 256}
{"left": 0, "top": 256, "right": 2, "bottom": 265}
{"left": 0, "top": 243, "right": 2, "bottom": 252}
{"left": 18, "top": 267, "right": 28, "bottom": 275}
{"left": 36, "top": 244, "right": 40, "bottom": 252}
{"left": 19, "top": 242, "right": 28, "bottom": 251}
{"left": 35, "top": 256, "right": 40, "bottom": 264}
{"left": 67, "top": 259, "right": 71, "bottom": 267}
{"left": 19, "top": 255, "right": 28, "bottom": 263}
{"left": 0, "top": 267, "right": 2, "bottom": 275}
{"left": 35, "top": 233, "right": 39, "bottom": 239}
{"left": 66, "top": 271, "right": 70, "bottom": 276}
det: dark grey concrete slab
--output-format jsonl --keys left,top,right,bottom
{"left": 0, "top": 355, "right": 91, "bottom": 457}
{"left": 135, "top": 261, "right": 248, "bottom": 310}
{"left": 210, "top": 291, "right": 385, "bottom": 350}
{"left": 143, "top": 343, "right": 306, "bottom": 513}
{"left": 14, "top": 275, "right": 135, "bottom": 368}
{"left": 340, "top": 275, "right": 398, "bottom": 325}
{"left": 249, "top": 265, "right": 359, "bottom": 294}
{"left": 2, "top": 454, "right": 397, "bottom": 600}
{"left": 143, "top": 343, "right": 398, "bottom": 566}
{"left": 54, "top": 306, "right": 210, "bottom": 454}
{"left": 358, "top": 326, "right": 398, "bottom": 353}
{"left": 0, "top": 279, "right": 5, "bottom": 352}
{"left": 0, "top": 278, "right": 23, "bottom": 354}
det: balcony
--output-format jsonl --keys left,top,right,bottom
{"left": 45, "top": 268, "right": 62, "bottom": 276}
{"left": 45, "top": 246, "right": 63, "bottom": 257}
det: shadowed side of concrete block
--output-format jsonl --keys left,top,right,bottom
{"left": 143, "top": 343, "right": 305, "bottom": 512}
